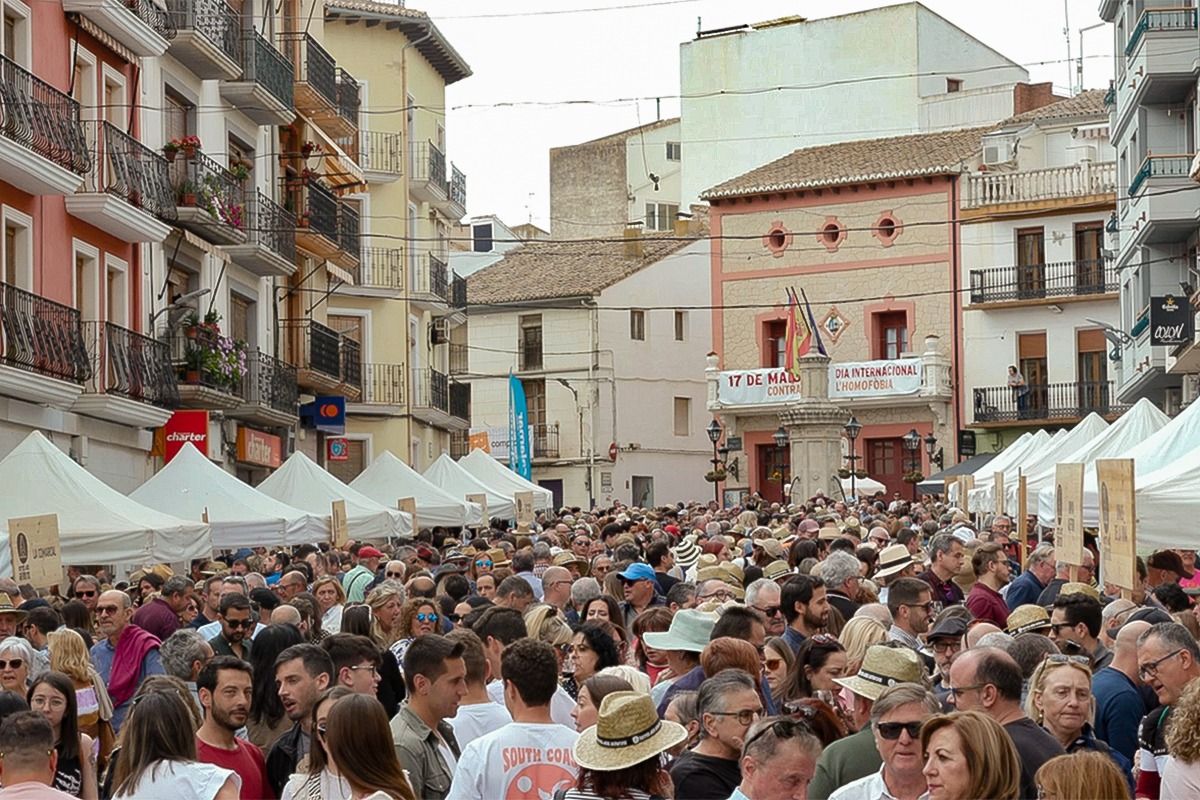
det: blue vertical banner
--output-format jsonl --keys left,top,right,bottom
{"left": 508, "top": 374, "right": 532, "bottom": 479}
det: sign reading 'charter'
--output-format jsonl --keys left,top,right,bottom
{"left": 829, "top": 359, "right": 922, "bottom": 399}
{"left": 717, "top": 368, "right": 803, "bottom": 406}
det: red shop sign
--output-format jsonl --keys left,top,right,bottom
{"left": 161, "top": 410, "right": 209, "bottom": 463}
{"left": 237, "top": 428, "right": 282, "bottom": 468}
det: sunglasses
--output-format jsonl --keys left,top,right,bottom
{"left": 416, "top": 613, "right": 439, "bottom": 623}
{"left": 0, "top": 659, "right": 23, "bottom": 670}
{"left": 475, "top": 560, "right": 493, "bottom": 568}
{"left": 223, "top": 618, "right": 254, "bottom": 629}
{"left": 1044, "top": 653, "right": 1091, "bottom": 667}
{"left": 876, "top": 721, "right": 923, "bottom": 740}
{"left": 753, "top": 605, "right": 781, "bottom": 617}
{"left": 385, "top": 571, "right": 404, "bottom": 578}
{"left": 95, "top": 606, "right": 121, "bottom": 616}
{"left": 742, "top": 717, "right": 812, "bottom": 751}
{"left": 75, "top": 590, "right": 96, "bottom": 598}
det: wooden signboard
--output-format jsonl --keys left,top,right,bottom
{"left": 994, "top": 471, "right": 1006, "bottom": 516}
{"left": 9, "top": 514, "right": 61, "bottom": 589}
{"left": 330, "top": 500, "right": 348, "bottom": 548}
{"left": 467, "top": 493, "right": 489, "bottom": 528}
{"left": 1054, "top": 463, "right": 1085, "bottom": 575}
{"left": 1097, "top": 459, "right": 1137, "bottom": 592}
{"left": 515, "top": 491, "right": 534, "bottom": 531}
{"left": 398, "top": 497, "right": 418, "bottom": 536}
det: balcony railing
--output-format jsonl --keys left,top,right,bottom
{"left": 170, "top": 324, "right": 245, "bottom": 396}
{"left": 359, "top": 248, "right": 404, "bottom": 290}
{"left": 281, "top": 318, "right": 341, "bottom": 380}
{"left": 359, "top": 362, "right": 405, "bottom": 405}
{"left": 1129, "top": 154, "right": 1194, "bottom": 195}
{"left": 239, "top": 30, "right": 294, "bottom": 111}
{"left": 336, "top": 68, "right": 359, "bottom": 127}
{"left": 0, "top": 283, "right": 89, "bottom": 383}
{"left": 969, "top": 259, "right": 1116, "bottom": 303}
{"left": 973, "top": 381, "right": 1126, "bottom": 423}
{"left": 411, "top": 140, "right": 446, "bottom": 186}
{"left": 449, "top": 164, "right": 466, "bottom": 209}
{"left": 170, "top": 148, "right": 245, "bottom": 230}
{"left": 240, "top": 350, "right": 297, "bottom": 416}
{"left": 1103, "top": 83, "right": 1116, "bottom": 108}
{"left": 450, "top": 380, "right": 470, "bottom": 421}
{"left": 82, "top": 321, "right": 178, "bottom": 408}
{"left": 293, "top": 178, "right": 338, "bottom": 241}
{"left": 81, "top": 121, "right": 176, "bottom": 221}
{"left": 412, "top": 367, "right": 449, "bottom": 412}
{"left": 244, "top": 189, "right": 296, "bottom": 262}
{"left": 340, "top": 336, "right": 361, "bottom": 392}
{"left": 166, "top": 0, "right": 239, "bottom": 64}
{"left": 0, "top": 54, "right": 90, "bottom": 175}
{"left": 533, "top": 422, "right": 560, "bottom": 459}
{"left": 1126, "top": 7, "right": 1197, "bottom": 56}
{"left": 361, "top": 130, "right": 403, "bottom": 175}
{"left": 278, "top": 32, "right": 337, "bottom": 108}
{"left": 450, "top": 273, "right": 466, "bottom": 309}
{"left": 448, "top": 342, "right": 468, "bottom": 375}
{"left": 450, "top": 430, "right": 469, "bottom": 458}
{"left": 962, "top": 162, "right": 1116, "bottom": 209}
{"left": 414, "top": 252, "right": 449, "bottom": 300}
{"left": 338, "top": 202, "right": 360, "bottom": 262}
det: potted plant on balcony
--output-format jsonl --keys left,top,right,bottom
{"left": 177, "top": 179, "right": 198, "bottom": 207}
{"left": 300, "top": 140, "right": 320, "bottom": 160}
{"left": 230, "top": 163, "right": 250, "bottom": 183}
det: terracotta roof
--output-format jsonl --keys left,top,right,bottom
{"left": 324, "top": 0, "right": 472, "bottom": 85}
{"left": 701, "top": 127, "right": 986, "bottom": 200}
{"left": 467, "top": 236, "right": 695, "bottom": 305}
{"left": 568, "top": 118, "right": 681, "bottom": 149}
{"left": 1004, "top": 89, "right": 1108, "bottom": 125}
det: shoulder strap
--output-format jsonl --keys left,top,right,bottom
{"left": 552, "top": 790, "right": 567, "bottom": 800}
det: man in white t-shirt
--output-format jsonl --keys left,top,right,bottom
{"left": 445, "top": 629, "right": 510, "bottom": 744}
{"left": 448, "top": 639, "right": 578, "bottom": 800}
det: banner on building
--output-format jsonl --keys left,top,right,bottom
{"left": 508, "top": 375, "right": 532, "bottom": 480}
{"left": 1097, "top": 459, "right": 1137, "bottom": 591}
{"left": 1149, "top": 295, "right": 1193, "bottom": 347}
{"left": 161, "top": 410, "right": 209, "bottom": 463}
{"left": 828, "top": 359, "right": 922, "bottom": 399}
{"left": 716, "top": 368, "right": 803, "bottom": 406}
{"left": 470, "top": 426, "right": 533, "bottom": 461}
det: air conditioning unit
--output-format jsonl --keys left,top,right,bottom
{"left": 430, "top": 319, "right": 449, "bottom": 345}
{"left": 982, "top": 136, "right": 1017, "bottom": 166}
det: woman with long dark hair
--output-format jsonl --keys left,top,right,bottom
{"left": 280, "top": 686, "right": 354, "bottom": 800}
{"left": 324, "top": 693, "right": 416, "bottom": 799}
{"left": 29, "top": 670, "right": 97, "bottom": 799}
{"left": 247, "top": 623, "right": 304, "bottom": 750}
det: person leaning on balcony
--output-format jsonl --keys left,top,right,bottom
{"left": 1007, "top": 366, "right": 1029, "bottom": 417}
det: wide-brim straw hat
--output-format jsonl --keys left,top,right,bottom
{"left": 1007, "top": 604, "right": 1051, "bottom": 635}
{"left": 1059, "top": 582, "right": 1101, "bottom": 602}
{"left": 874, "top": 544, "right": 915, "bottom": 579}
{"left": 834, "top": 644, "right": 924, "bottom": 701}
{"left": 763, "top": 560, "right": 791, "bottom": 581}
{"left": 574, "top": 691, "right": 687, "bottom": 771}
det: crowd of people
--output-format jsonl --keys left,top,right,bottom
{"left": 0, "top": 491, "right": 1197, "bottom": 799}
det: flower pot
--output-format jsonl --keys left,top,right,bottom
{"left": 185, "top": 370, "right": 202, "bottom": 384}
{"left": 181, "top": 193, "right": 197, "bottom": 206}
{"left": 163, "top": 148, "right": 178, "bottom": 163}
{"left": 182, "top": 145, "right": 197, "bottom": 159}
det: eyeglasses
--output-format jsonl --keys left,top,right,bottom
{"left": 753, "top": 605, "right": 781, "bottom": 617}
{"left": 902, "top": 601, "right": 935, "bottom": 613}
{"left": 931, "top": 640, "right": 963, "bottom": 655}
{"left": 224, "top": 618, "right": 254, "bottom": 629}
{"left": 1139, "top": 649, "right": 1185, "bottom": 680}
{"left": 386, "top": 572, "right": 404, "bottom": 578}
{"left": 75, "top": 590, "right": 96, "bottom": 598}
{"left": 946, "top": 683, "right": 986, "bottom": 699}
{"left": 710, "top": 708, "right": 763, "bottom": 725}
{"left": 741, "top": 717, "right": 811, "bottom": 751}
{"left": 0, "top": 659, "right": 24, "bottom": 671}
{"left": 875, "top": 720, "right": 923, "bottom": 740}
{"left": 475, "top": 560, "right": 493, "bottom": 568}
{"left": 699, "top": 589, "right": 733, "bottom": 601}
{"left": 348, "top": 664, "right": 379, "bottom": 675}
{"left": 416, "top": 613, "right": 439, "bottom": 623}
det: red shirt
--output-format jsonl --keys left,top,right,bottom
{"left": 966, "top": 581, "right": 1010, "bottom": 629}
{"left": 196, "top": 735, "right": 273, "bottom": 800}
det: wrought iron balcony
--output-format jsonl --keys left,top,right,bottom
{"left": 450, "top": 273, "right": 467, "bottom": 310}
{"left": 336, "top": 68, "right": 359, "bottom": 127}
{"left": 361, "top": 130, "right": 404, "bottom": 178}
{"left": 973, "top": 381, "right": 1126, "bottom": 424}
{"left": 165, "top": 0, "right": 241, "bottom": 79}
{"left": 338, "top": 202, "right": 360, "bottom": 265}
{"left": 290, "top": 177, "right": 338, "bottom": 242}
{"left": 170, "top": 148, "right": 246, "bottom": 244}
{"left": 69, "top": 121, "right": 175, "bottom": 242}
{"left": 358, "top": 362, "right": 405, "bottom": 406}
{"left": 450, "top": 380, "right": 470, "bottom": 421}
{"left": 169, "top": 323, "right": 248, "bottom": 408}
{"left": 61, "top": 0, "right": 175, "bottom": 58}
{"left": 220, "top": 30, "right": 294, "bottom": 126}
{"left": 448, "top": 342, "right": 468, "bottom": 375}
{"left": 277, "top": 32, "right": 356, "bottom": 139}
{"left": 450, "top": 430, "right": 469, "bottom": 458}
{"left": 448, "top": 164, "right": 467, "bottom": 215}
{"left": 1125, "top": 7, "right": 1197, "bottom": 56}
{"left": 0, "top": 54, "right": 90, "bottom": 189}
{"left": 239, "top": 349, "right": 297, "bottom": 417}
{"left": 223, "top": 189, "right": 296, "bottom": 277}
{"left": 969, "top": 259, "right": 1116, "bottom": 304}
{"left": 412, "top": 252, "right": 449, "bottom": 303}
{"left": 281, "top": 318, "right": 342, "bottom": 388}
{"left": 82, "top": 321, "right": 178, "bottom": 408}
{"left": 0, "top": 283, "right": 89, "bottom": 384}
{"left": 412, "top": 367, "right": 449, "bottom": 413}
{"left": 340, "top": 335, "right": 361, "bottom": 394}
{"left": 409, "top": 140, "right": 447, "bottom": 204}
{"left": 533, "top": 422, "right": 560, "bottom": 459}
{"left": 358, "top": 248, "right": 404, "bottom": 291}
{"left": 1129, "top": 154, "right": 1193, "bottom": 196}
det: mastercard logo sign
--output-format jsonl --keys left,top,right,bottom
{"left": 319, "top": 402, "right": 341, "bottom": 418}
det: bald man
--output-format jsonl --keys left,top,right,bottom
{"left": 1093, "top": 619, "right": 1153, "bottom": 763}
{"left": 964, "top": 622, "right": 1002, "bottom": 649}
{"left": 540, "top": 567, "right": 572, "bottom": 613}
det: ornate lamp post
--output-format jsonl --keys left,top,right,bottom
{"left": 843, "top": 415, "right": 862, "bottom": 500}
{"left": 772, "top": 425, "right": 789, "bottom": 502}
{"left": 903, "top": 428, "right": 921, "bottom": 501}
{"left": 924, "top": 431, "right": 943, "bottom": 472}
{"left": 706, "top": 418, "right": 723, "bottom": 505}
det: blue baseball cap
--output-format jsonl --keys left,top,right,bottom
{"left": 617, "top": 563, "right": 656, "bottom": 583}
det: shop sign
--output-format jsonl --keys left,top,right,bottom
{"left": 300, "top": 396, "right": 346, "bottom": 435}
{"left": 1149, "top": 295, "right": 1193, "bottom": 346}
{"left": 161, "top": 410, "right": 209, "bottom": 463}
{"left": 236, "top": 428, "right": 282, "bottom": 468}
{"left": 327, "top": 437, "right": 350, "bottom": 462}
{"left": 716, "top": 368, "right": 803, "bottom": 406}
{"left": 828, "top": 359, "right": 922, "bottom": 399}
{"left": 470, "top": 426, "right": 533, "bottom": 460}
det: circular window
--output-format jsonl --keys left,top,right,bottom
{"left": 878, "top": 217, "right": 897, "bottom": 237}
{"left": 763, "top": 222, "right": 792, "bottom": 257}
{"left": 768, "top": 228, "right": 787, "bottom": 249}
{"left": 822, "top": 223, "right": 841, "bottom": 244}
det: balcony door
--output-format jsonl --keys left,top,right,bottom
{"left": 756, "top": 443, "right": 790, "bottom": 504}
{"left": 763, "top": 319, "right": 786, "bottom": 367}
{"left": 1018, "top": 332, "right": 1047, "bottom": 418}
{"left": 1077, "top": 329, "right": 1109, "bottom": 414}
{"left": 1016, "top": 228, "right": 1045, "bottom": 299}
{"left": 1074, "top": 222, "right": 1105, "bottom": 294}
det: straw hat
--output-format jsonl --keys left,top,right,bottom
{"left": 552, "top": 551, "right": 585, "bottom": 569}
{"left": 1007, "top": 604, "right": 1051, "bottom": 636}
{"left": 755, "top": 538, "right": 785, "bottom": 560}
{"left": 834, "top": 645, "right": 924, "bottom": 701}
{"left": 0, "top": 595, "right": 27, "bottom": 621}
{"left": 763, "top": 560, "right": 791, "bottom": 581}
{"left": 1059, "top": 582, "right": 1101, "bottom": 602}
{"left": 873, "top": 545, "right": 915, "bottom": 580}
{"left": 574, "top": 691, "right": 687, "bottom": 771}
{"left": 485, "top": 548, "right": 510, "bottom": 568}
{"left": 818, "top": 523, "right": 844, "bottom": 541}
{"left": 641, "top": 609, "right": 718, "bottom": 653}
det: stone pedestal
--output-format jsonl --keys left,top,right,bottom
{"left": 780, "top": 354, "right": 849, "bottom": 502}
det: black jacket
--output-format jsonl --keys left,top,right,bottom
{"left": 266, "top": 721, "right": 306, "bottom": 798}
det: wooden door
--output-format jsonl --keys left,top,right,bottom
{"left": 1074, "top": 222, "right": 1105, "bottom": 294}
{"left": 1017, "top": 228, "right": 1046, "bottom": 299}
{"left": 1018, "top": 332, "right": 1048, "bottom": 418}
{"left": 866, "top": 438, "right": 905, "bottom": 497}
{"left": 756, "top": 443, "right": 790, "bottom": 503}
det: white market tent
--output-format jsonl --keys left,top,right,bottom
{"left": 351, "top": 451, "right": 483, "bottom": 528}
{"left": 130, "top": 443, "right": 330, "bottom": 548}
{"left": 424, "top": 453, "right": 517, "bottom": 520}
{"left": 969, "top": 422, "right": 1104, "bottom": 512}
{"left": 1034, "top": 398, "right": 1171, "bottom": 524}
{"left": 459, "top": 449, "right": 554, "bottom": 511}
{"left": 959, "top": 429, "right": 1050, "bottom": 510}
{"left": 1125, "top": 431, "right": 1200, "bottom": 549}
{"left": 997, "top": 412, "right": 1115, "bottom": 515}
{"left": 258, "top": 452, "right": 411, "bottom": 540}
{"left": 0, "top": 431, "right": 211, "bottom": 575}
{"left": 840, "top": 475, "right": 887, "bottom": 498}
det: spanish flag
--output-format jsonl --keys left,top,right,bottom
{"left": 784, "top": 287, "right": 810, "bottom": 379}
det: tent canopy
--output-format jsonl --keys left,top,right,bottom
{"left": 968, "top": 421, "right": 1107, "bottom": 513}
{"left": 351, "top": 451, "right": 482, "bottom": 528}
{"left": 839, "top": 475, "right": 886, "bottom": 498}
{"left": 998, "top": 413, "right": 1116, "bottom": 514}
{"left": 424, "top": 454, "right": 516, "bottom": 521}
{"left": 459, "top": 449, "right": 554, "bottom": 511}
{"left": 258, "top": 452, "right": 410, "bottom": 541}
{"left": 918, "top": 452, "right": 999, "bottom": 496}
{"left": 131, "top": 443, "right": 329, "bottom": 548}
{"left": 956, "top": 430, "right": 1044, "bottom": 508}
{"left": 0, "top": 431, "right": 211, "bottom": 573}
{"left": 1033, "top": 398, "right": 1171, "bottom": 523}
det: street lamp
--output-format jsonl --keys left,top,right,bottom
{"left": 772, "top": 426, "right": 788, "bottom": 502}
{"left": 903, "top": 428, "right": 921, "bottom": 501}
{"left": 706, "top": 419, "right": 723, "bottom": 505}
{"left": 924, "top": 431, "right": 943, "bottom": 472}
{"left": 843, "top": 415, "right": 862, "bottom": 500}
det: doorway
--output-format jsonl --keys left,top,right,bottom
{"left": 756, "top": 443, "right": 790, "bottom": 504}
{"left": 631, "top": 476, "right": 654, "bottom": 507}
{"left": 539, "top": 479, "right": 564, "bottom": 511}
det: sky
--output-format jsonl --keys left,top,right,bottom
{"left": 409, "top": 0, "right": 1115, "bottom": 232}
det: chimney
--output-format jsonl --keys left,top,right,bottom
{"left": 673, "top": 212, "right": 692, "bottom": 237}
{"left": 624, "top": 223, "right": 644, "bottom": 258}
{"left": 1012, "top": 82, "right": 1062, "bottom": 116}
